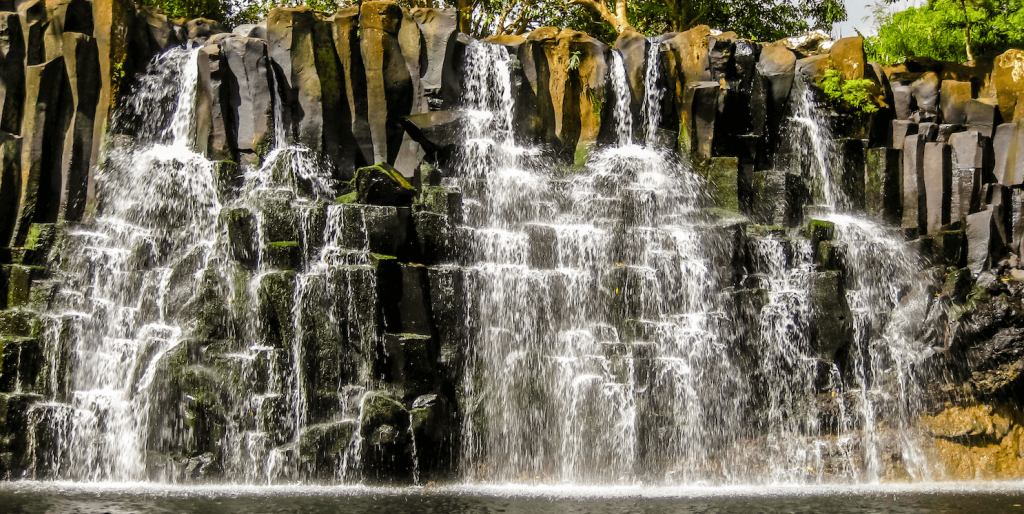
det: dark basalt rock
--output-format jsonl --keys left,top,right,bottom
{"left": 355, "top": 162, "right": 416, "bottom": 206}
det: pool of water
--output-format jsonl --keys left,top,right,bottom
{"left": 2, "top": 482, "right": 1023, "bottom": 513}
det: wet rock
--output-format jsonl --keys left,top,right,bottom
{"left": 808, "top": 270, "right": 852, "bottom": 360}
{"left": 865, "top": 147, "right": 902, "bottom": 225}
{"left": 264, "top": 241, "right": 301, "bottom": 270}
{"left": 356, "top": 162, "right": 416, "bottom": 206}
{"left": 300, "top": 420, "right": 356, "bottom": 478}
{"left": 400, "top": 110, "right": 465, "bottom": 157}
{"left": 358, "top": 391, "right": 413, "bottom": 482}
{"left": 409, "top": 393, "right": 453, "bottom": 480}
{"left": 221, "top": 207, "right": 256, "bottom": 269}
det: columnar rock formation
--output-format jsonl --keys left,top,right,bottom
{"left": 1, "top": 0, "right": 1024, "bottom": 483}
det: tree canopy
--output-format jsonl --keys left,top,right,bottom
{"left": 864, "top": 0, "right": 1024, "bottom": 65}
{"left": 156, "top": 0, "right": 847, "bottom": 44}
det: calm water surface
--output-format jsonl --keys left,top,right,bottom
{"left": 2, "top": 482, "right": 1023, "bottom": 513}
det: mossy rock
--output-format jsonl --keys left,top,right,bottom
{"left": 355, "top": 162, "right": 416, "bottom": 207}
{"left": 265, "top": 241, "right": 302, "bottom": 270}
{"left": 746, "top": 224, "right": 786, "bottom": 237}
{"left": 359, "top": 391, "right": 409, "bottom": 440}
{"left": 0, "top": 310, "right": 39, "bottom": 338}
{"left": 806, "top": 219, "right": 836, "bottom": 244}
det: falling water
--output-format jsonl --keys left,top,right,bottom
{"left": 640, "top": 40, "right": 664, "bottom": 145}
{"left": 28, "top": 46, "right": 220, "bottom": 481}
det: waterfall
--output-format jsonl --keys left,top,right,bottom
{"left": 640, "top": 40, "right": 664, "bottom": 145}
{"left": 15, "top": 31, "right": 936, "bottom": 487}
{"left": 29, "top": 47, "right": 220, "bottom": 480}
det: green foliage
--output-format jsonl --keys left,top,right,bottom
{"left": 143, "top": 0, "right": 225, "bottom": 21}
{"left": 567, "top": 50, "right": 582, "bottom": 71}
{"left": 818, "top": 68, "right": 879, "bottom": 114}
{"left": 864, "top": 0, "right": 1024, "bottom": 65}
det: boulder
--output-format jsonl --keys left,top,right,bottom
{"left": 992, "top": 49, "right": 1024, "bottom": 122}
{"left": 829, "top": 37, "right": 867, "bottom": 81}
{"left": 939, "top": 80, "right": 972, "bottom": 125}
{"left": 911, "top": 72, "right": 940, "bottom": 118}
{"left": 185, "top": 18, "right": 227, "bottom": 40}
{"left": 356, "top": 162, "right": 416, "bottom": 206}
{"left": 780, "top": 30, "right": 832, "bottom": 56}
{"left": 755, "top": 45, "right": 796, "bottom": 113}
{"left": 400, "top": 110, "right": 465, "bottom": 156}
{"left": 614, "top": 27, "right": 648, "bottom": 126}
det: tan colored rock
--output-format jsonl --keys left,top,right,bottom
{"left": 359, "top": 0, "right": 411, "bottom": 165}
{"left": 993, "top": 49, "right": 1024, "bottom": 122}
{"left": 520, "top": 27, "right": 607, "bottom": 155}
{"left": 921, "top": 404, "right": 1009, "bottom": 438}
{"left": 829, "top": 36, "right": 866, "bottom": 81}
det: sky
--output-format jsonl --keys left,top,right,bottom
{"left": 832, "top": 0, "right": 920, "bottom": 38}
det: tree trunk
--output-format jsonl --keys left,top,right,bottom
{"left": 457, "top": 0, "right": 474, "bottom": 34}
{"left": 960, "top": 0, "right": 974, "bottom": 61}
{"left": 569, "top": 0, "right": 633, "bottom": 33}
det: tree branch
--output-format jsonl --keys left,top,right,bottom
{"left": 568, "top": 0, "right": 633, "bottom": 32}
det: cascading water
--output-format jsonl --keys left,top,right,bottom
{"left": 23, "top": 44, "right": 380, "bottom": 484}
{"left": 454, "top": 41, "right": 932, "bottom": 485}
{"left": 15, "top": 31, "right": 936, "bottom": 487}
{"left": 27, "top": 46, "right": 221, "bottom": 480}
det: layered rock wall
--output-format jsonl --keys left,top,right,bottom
{"left": 2, "top": 0, "right": 1024, "bottom": 482}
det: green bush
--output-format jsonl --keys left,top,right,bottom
{"left": 864, "top": 0, "right": 1024, "bottom": 65}
{"left": 818, "top": 68, "right": 879, "bottom": 114}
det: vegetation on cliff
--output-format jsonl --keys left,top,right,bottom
{"left": 865, "top": 0, "right": 1024, "bottom": 64}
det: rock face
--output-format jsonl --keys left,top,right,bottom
{"left": 4, "top": 1, "right": 1024, "bottom": 486}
